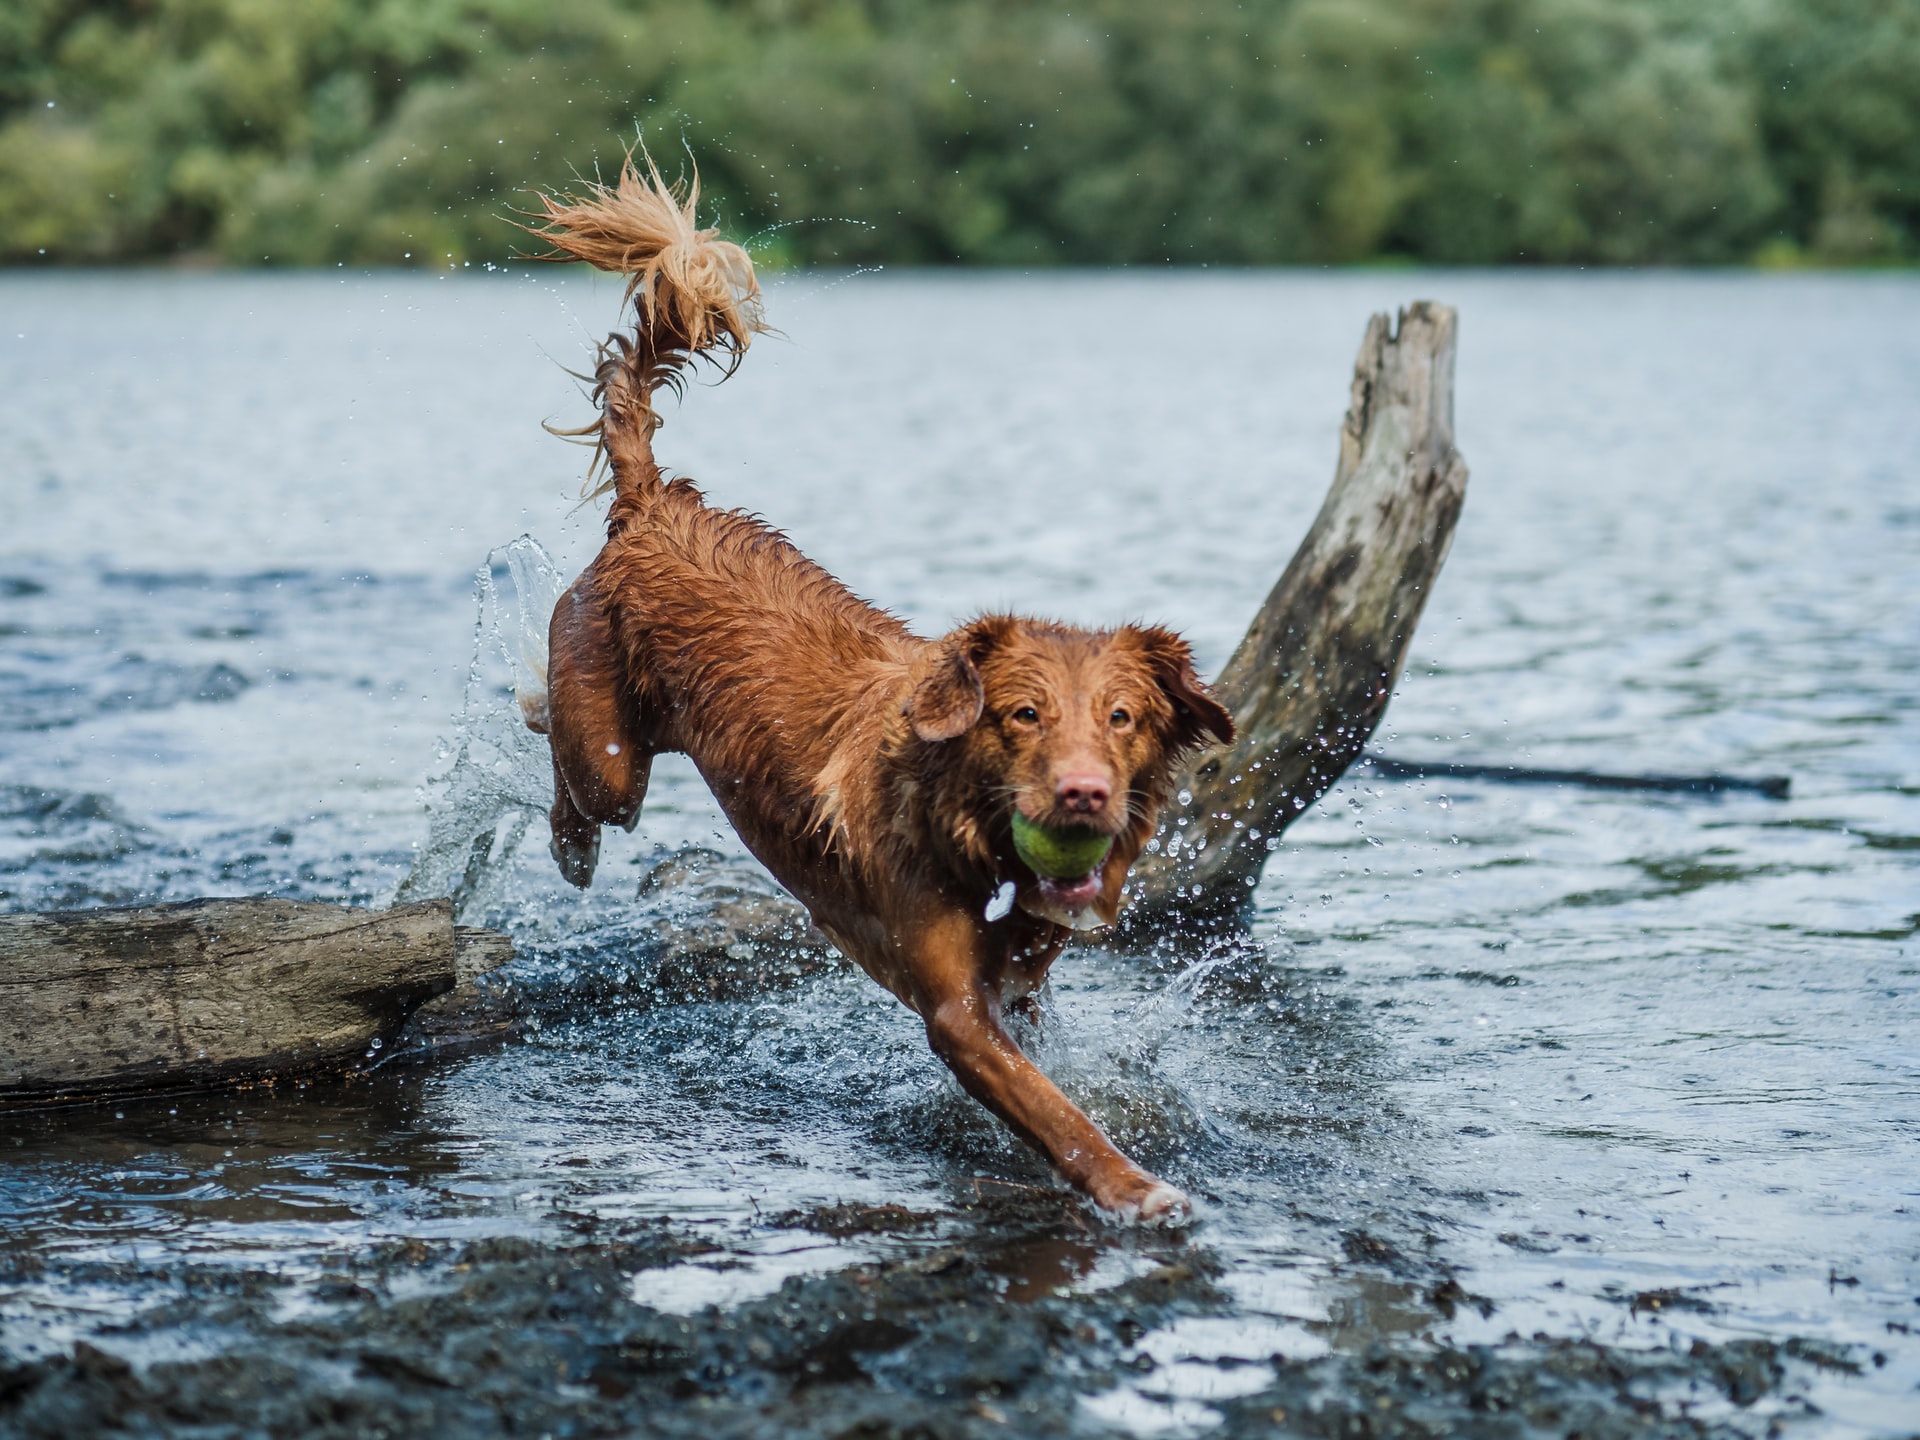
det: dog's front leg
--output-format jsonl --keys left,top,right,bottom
{"left": 909, "top": 913, "right": 1189, "bottom": 1224}
{"left": 546, "top": 570, "right": 650, "bottom": 887}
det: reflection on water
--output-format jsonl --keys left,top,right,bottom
{"left": 1, "top": 269, "right": 1917, "bottom": 1432}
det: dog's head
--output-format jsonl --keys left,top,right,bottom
{"left": 905, "top": 616, "right": 1234, "bottom": 928}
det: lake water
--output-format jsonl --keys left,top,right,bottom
{"left": 1, "top": 269, "right": 1917, "bottom": 1435}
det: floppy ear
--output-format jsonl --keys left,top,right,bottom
{"left": 1130, "top": 625, "right": 1235, "bottom": 753}
{"left": 905, "top": 646, "right": 983, "bottom": 742}
{"left": 905, "top": 618, "right": 1010, "bottom": 742}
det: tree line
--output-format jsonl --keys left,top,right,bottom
{"left": 2, "top": 0, "right": 1913, "bottom": 268}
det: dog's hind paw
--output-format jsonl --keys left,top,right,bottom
{"left": 551, "top": 830, "right": 600, "bottom": 889}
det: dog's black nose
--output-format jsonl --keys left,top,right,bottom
{"left": 1056, "top": 774, "right": 1110, "bottom": 815}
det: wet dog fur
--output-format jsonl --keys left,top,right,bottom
{"left": 521, "top": 159, "right": 1233, "bottom": 1221}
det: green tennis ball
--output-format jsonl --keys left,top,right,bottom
{"left": 1011, "top": 812, "right": 1115, "bottom": 880}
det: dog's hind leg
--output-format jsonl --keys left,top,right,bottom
{"left": 545, "top": 570, "right": 651, "bottom": 888}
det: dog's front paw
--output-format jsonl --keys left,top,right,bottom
{"left": 1091, "top": 1170, "right": 1193, "bottom": 1227}
{"left": 1133, "top": 1182, "right": 1193, "bottom": 1226}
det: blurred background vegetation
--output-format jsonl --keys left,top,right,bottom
{"left": 2, "top": 0, "right": 1914, "bottom": 268}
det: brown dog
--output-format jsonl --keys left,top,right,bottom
{"left": 522, "top": 160, "right": 1233, "bottom": 1222}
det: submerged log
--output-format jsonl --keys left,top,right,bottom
{"left": 1355, "top": 755, "right": 1790, "bottom": 800}
{"left": 390, "top": 925, "right": 526, "bottom": 1061}
{"left": 1124, "top": 301, "right": 1468, "bottom": 933}
{"left": 0, "top": 898, "right": 512, "bottom": 1105}
{"left": 633, "top": 849, "right": 844, "bottom": 1001}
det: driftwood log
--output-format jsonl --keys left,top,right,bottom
{"left": 1123, "top": 301, "right": 1467, "bottom": 933}
{"left": 582, "top": 302, "right": 1465, "bottom": 949}
{"left": 0, "top": 305, "right": 1463, "bottom": 1107}
{"left": 0, "top": 898, "right": 512, "bottom": 1105}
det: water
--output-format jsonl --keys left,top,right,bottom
{"left": 2, "top": 269, "right": 1917, "bottom": 1435}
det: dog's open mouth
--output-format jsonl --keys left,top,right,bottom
{"left": 1035, "top": 872, "right": 1103, "bottom": 909}
{"left": 1011, "top": 812, "right": 1113, "bottom": 910}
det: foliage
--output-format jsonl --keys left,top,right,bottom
{"left": 0, "top": 0, "right": 1913, "bottom": 266}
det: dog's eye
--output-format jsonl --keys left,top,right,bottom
{"left": 1109, "top": 707, "right": 1132, "bottom": 729}
{"left": 1010, "top": 706, "right": 1040, "bottom": 726}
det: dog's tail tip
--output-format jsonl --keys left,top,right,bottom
{"left": 522, "top": 152, "right": 766, "bottom": 364}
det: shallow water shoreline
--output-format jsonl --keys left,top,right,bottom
{"left": 0, "top": 1195, "right": 1846, "bottom": 1439}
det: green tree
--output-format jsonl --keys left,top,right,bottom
{"left": 0, "top": 0, "right": 1910, "bottom": 267}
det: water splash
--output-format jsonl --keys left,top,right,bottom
{"left": 393, "top": 535, "right": 564, "bottom": 918}
{"left": 1126, "top": 932, "right": 1267, "bottom": 1060}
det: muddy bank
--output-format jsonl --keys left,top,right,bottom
{"left": 0, "top": 1196, "right": 1836, "bottom": 1439}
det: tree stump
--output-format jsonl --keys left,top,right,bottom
{"left": 1123, "top": 301, "right": 1468, "bottom": 933}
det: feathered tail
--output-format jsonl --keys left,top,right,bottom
{"left": 524, "top": 153, "right": 766, "bottom": 500}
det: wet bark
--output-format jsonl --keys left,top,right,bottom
{"left": 1121, "top": 301, "right": 1468, "bottom": 934}
{"left": 0, "top": 899, "right": 512, "bottom": 1104}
